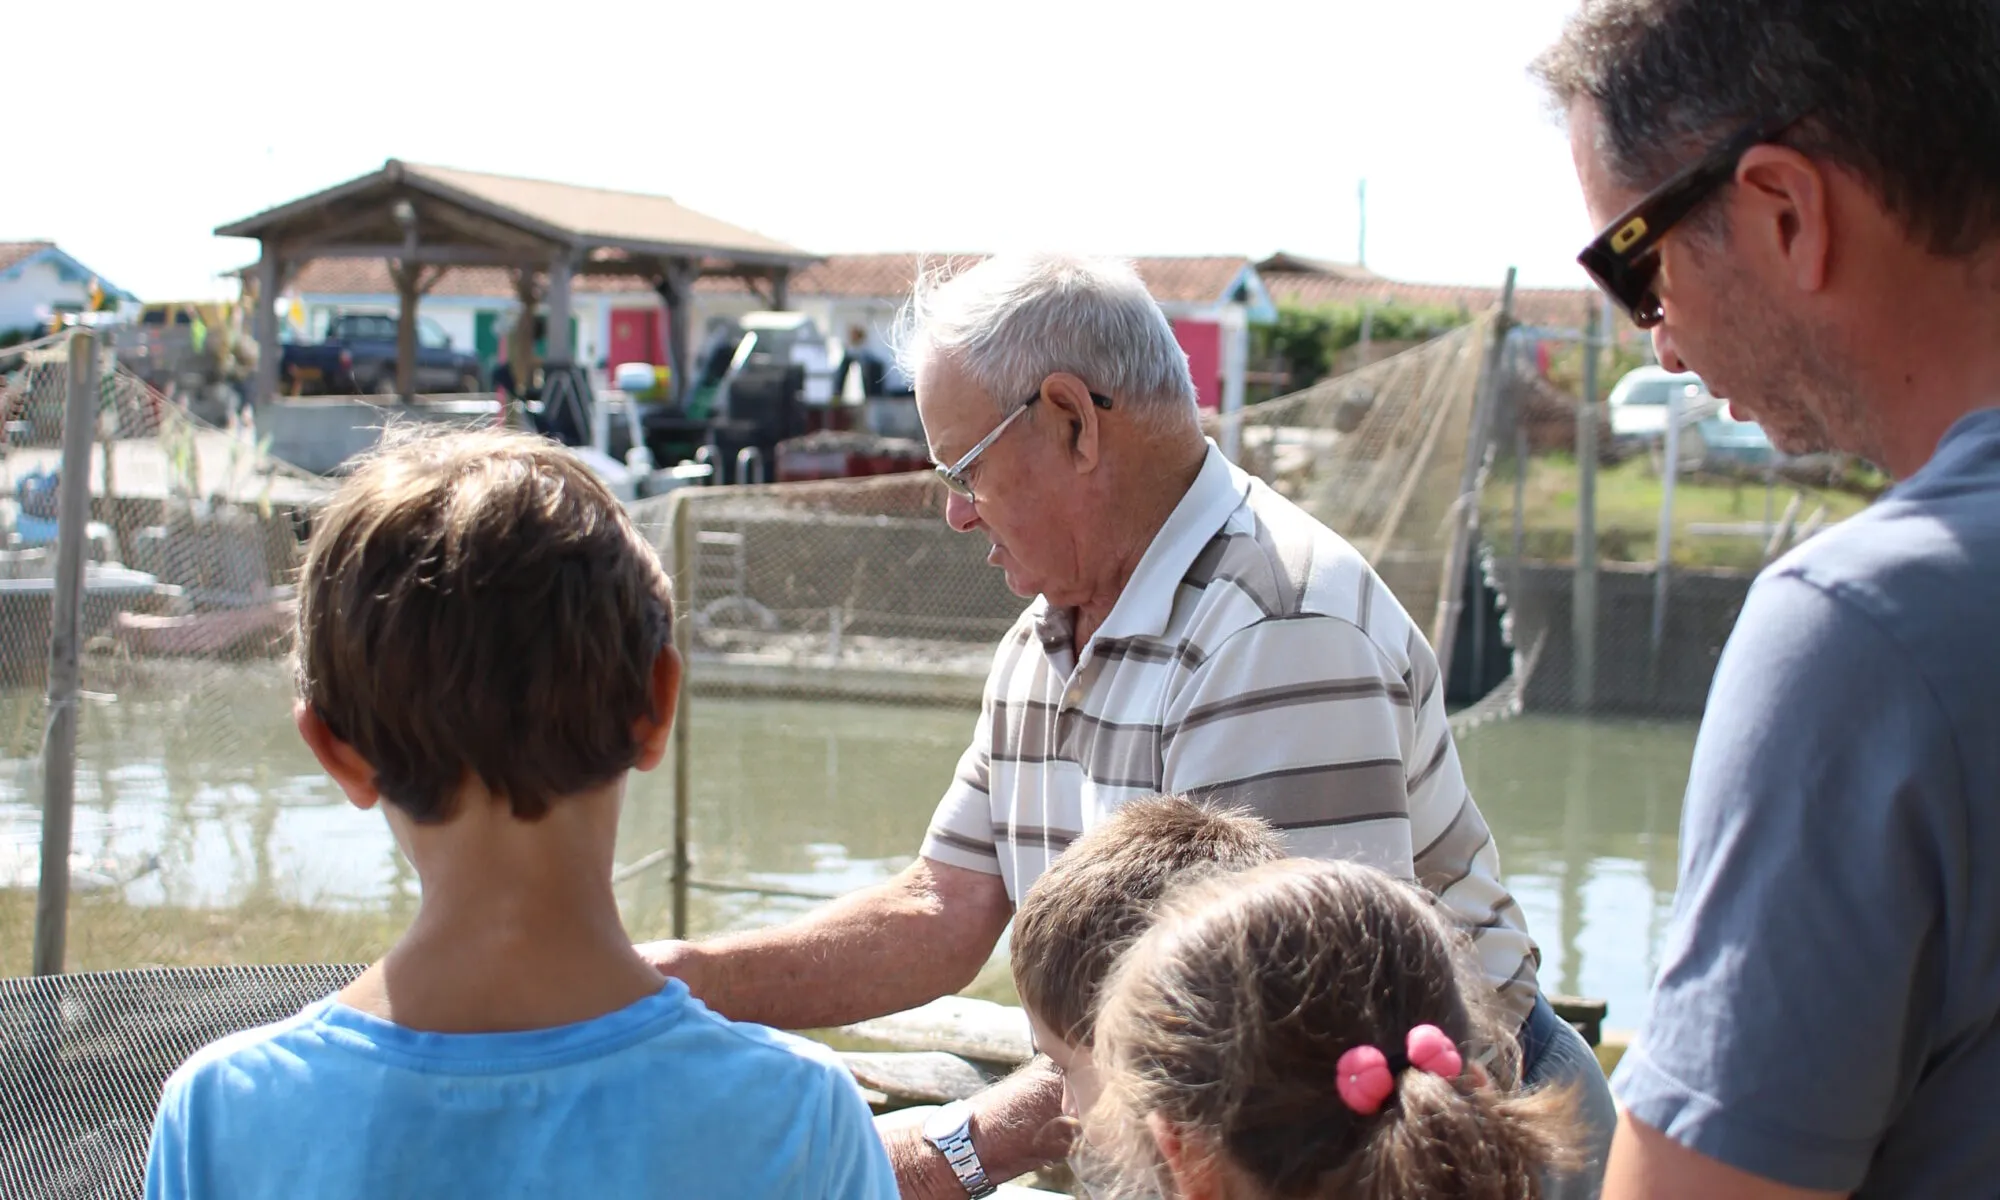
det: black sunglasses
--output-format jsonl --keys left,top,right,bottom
{"left": 1578, "top": 116, "right": 1800, "bottom": 328}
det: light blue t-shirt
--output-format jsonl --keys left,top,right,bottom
{"left": 143, "top": 978, "right": 895, "bottom": 1199}
{"left": 1614, "top": 408, "right": 2000, "bottom": 1197}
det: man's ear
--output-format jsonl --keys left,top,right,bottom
{"left": 1735, "top": 144, "right": 1831, "bottom": 296}
{"left": 632, "top": 646, "right": 682, "bottom": 772}
{"left": 1041, "top": 372, "right": 1104, "bottom": 474}
{"left": 294, "top": 701, "right": 381, "bottom": 812}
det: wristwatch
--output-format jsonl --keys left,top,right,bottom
{"left": 921, "top": 1100, "right": 997, "bottom": 1198}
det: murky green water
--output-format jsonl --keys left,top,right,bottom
{"left": 0, "top": 666, "right": 1693, "bottom": 1028}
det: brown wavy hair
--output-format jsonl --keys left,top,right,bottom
{"left": 1011, "top": 794, "right": 1285, "bottom": 1048}
{"left": 1090, "top": 858, "right": 1577, "bottom": 1200}
{"left": 295, "top": 427, "right": 673, "bottom": 823}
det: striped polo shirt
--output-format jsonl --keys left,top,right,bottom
{"left": 921, "top": 444, "right": 1541, "bottom": 1024}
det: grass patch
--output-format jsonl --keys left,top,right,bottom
{"left": 1483, "top": 455, "right": 1875, "bottom": 572}
{"left": 1, "top": 889, "right": 403, "bottom": 978}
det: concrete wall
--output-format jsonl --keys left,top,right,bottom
{"left": 1503, "top": 560, "right": 1753, "bottom": 718}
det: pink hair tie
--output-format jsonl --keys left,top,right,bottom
{"left": 1335, "top": 1044, "right": 1395, "bottom": 1115}
{"left": 1335, "top": 1025, "right": 1464, "bottom": 1116}
{"left": 1405, "top": 1024, "right": 1464, "bottom": 1079}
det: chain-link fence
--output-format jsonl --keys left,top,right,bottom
{"left": 1478, "top": 318, "right": 1879, "bottom": 717}
{"left": 0, "top": 330, "right": 331, "bottom": 980}
{"left": 620, "top": 317, "right": 1516, "bottom": 936}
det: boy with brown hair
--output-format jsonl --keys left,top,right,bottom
{"left": 143, "top": 429, "right": 893, "bottom": 1200}
{"left": 1008, "top": 795, "right": 1284, "bottom": 1125}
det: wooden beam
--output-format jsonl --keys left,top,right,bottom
{"left": 414, "top": 198, "right": 561, "bottom": 257}
{"left": 273, "top": 203, "right": 403, "bottom": 256}
{"left": 297, "top": 243, "right": 542, "bottom": 267}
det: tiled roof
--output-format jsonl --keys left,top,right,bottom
{"left": 1261, "top": 269, "right": 1601, "bottom": 330}
{"left": 0, "top": 242, "right": 56, "bottom": 273}
{"left": 705, "top": 253, "right": 1255, "bottom": 304}
{"left": 220, "top": 162, "right": 814, "bottom": 267}
{"left": 286, "top": 258, "right": 654, "bottom": 297}
{"left": 400, "top": 163, "right": 811, "bottom": 261}
{"left": 286, "top": 253, "right": 1259, "bottom": 307}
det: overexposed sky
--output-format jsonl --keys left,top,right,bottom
{"left": 8, "top": 0, "right": 1593, "bottom": 301}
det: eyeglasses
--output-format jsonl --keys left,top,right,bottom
{"left": 1578, "top": 116, "right": 1799, "bottom": 328}
{"left": 934, "top": 389, "right": 1112, "bottom": 503}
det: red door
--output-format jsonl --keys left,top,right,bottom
{"left": 608, "top": 306, "right": 666, "bottom": 367}
{"left": 1171, "top": 318, "right": 1222, "bottom": 411}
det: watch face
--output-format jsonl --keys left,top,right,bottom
{"left": 922, "top": 1102, "right": 967, "bottom": 1142}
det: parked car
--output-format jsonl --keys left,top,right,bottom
{"left": 1607, "top": 365, "right": 1718, "bottom": 445}
{"left": 281, "top": 313, "right": 484, "bottom": 396}
{"left": 1607, "top": 364, "right": 1783, "bottom": 471}
{"left": 1689, "top": 406, "right": 1776, "bottom": 469}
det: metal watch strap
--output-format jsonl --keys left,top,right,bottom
{"left": 925, "top": 1106, "right": 996, "bottom": 1199}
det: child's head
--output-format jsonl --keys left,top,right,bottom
{"left": 294, "top": 428, "right": 676, "bottom": 825}
{"left": 1011, "top": 795, "right": 1283, "bottom": 1119}
{"left": 1090, "top": 858, "right": 1575, "bottom": 1200}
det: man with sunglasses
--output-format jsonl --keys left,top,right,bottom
{"left": 1537, "top": 2, "right": 2000, "bottom": 1198}
{"left": 642, "top": 252, "right": 1613, "bottom": 1197}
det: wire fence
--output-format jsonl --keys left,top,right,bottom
{"left": 1478, "top": 317, "right": 1879, "bottom": 717}
{"left": 0, "top": 330, "right": 330, "bottom": 979}
{"left": 0, "top": 310, "right": 1884, "bottom": 973}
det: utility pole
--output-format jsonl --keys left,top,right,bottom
{"left": 1357, "top": 179, "right": 1369, "bottom": 269}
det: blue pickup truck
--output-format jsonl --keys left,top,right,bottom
{"left": 281, "top": 313, "right": 485, "bottom": 395}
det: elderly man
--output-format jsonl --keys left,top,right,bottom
{"left": 1536, "top": 3, "right": 2000, "bottom": 1198}
{"left": 644, "top": 253, "right": 1612, "bottom": 1196}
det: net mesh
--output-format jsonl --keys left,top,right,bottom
{"left": 0, "top": 964, "right": 364, "bottom": 1199}
{"left": 0, "top": 332, "right": 329, "bottom": 972}
{"left": 1221, "top": 317, "right": 1491, "bottom": 656}
{"left": 1477, "top": 328, "right": 1878, "bottom": 716}
{"left": 629, "top": 316, "right": 1499, "bottom": 711}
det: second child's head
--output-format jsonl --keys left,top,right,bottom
{"left": 1091, "top": 859, "right": 1575, "bottom": 1200}
{"left": 293, "top": 429, "right": 678, "bottom": 843}
{"left": 1010, "top": 795, "right": 1283, "bottom": 1120}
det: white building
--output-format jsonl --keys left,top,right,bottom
{"left": 0, "top": 242, "right": 137, "bottom": 335}
{"left": 280, "top": 252, "right": 1277, "bottom": 408}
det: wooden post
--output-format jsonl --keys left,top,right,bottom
{"left": 33, "top": 332, "right": 99, "bottom": 976}
{"left": 1572, "top": 299, "right": 1605, "bottom": 710}
{"left": 510, "top": 269, "right": 541, "bottom": 394}
{"left": 394, "top": 268, "right": 419, "bottom": 400}
{"left": 546, "top": 254, "right": 574, "bottom": 365}
{"left": 670, "top": 491, "right": 694, "bottom": 940}
{"left": 658, "top": 260, "right": 698, "bottom": 411}
{"left": 252, "top": 250, "right": 281, "bottom": 414}
{"left": 395, "top": 204, "right": 420, "bottom": 400}
{"left": 771, "top": 267, "right": 790, "bottom": 312}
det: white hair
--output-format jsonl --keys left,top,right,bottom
{"left": 894, "top": 253, "right": 1198, "bottom": 427}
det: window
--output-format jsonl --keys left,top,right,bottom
{"left": 417, "top": 317, "right": 450, "bottom": 350}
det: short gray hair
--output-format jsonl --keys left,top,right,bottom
{"left": 896, "top": 253, "right": 1198, "bottom": 424}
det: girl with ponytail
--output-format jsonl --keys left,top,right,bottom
{"left": 1088, "top": 858, "right": 1579, "bottom": 1200}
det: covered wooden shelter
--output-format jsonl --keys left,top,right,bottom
{"left": 216, "top": 160, "right": 819, "bottom": 410}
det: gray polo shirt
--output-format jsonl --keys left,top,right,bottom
{"left": 1614, "top": 407, "right": 2000, "bottom": 1196}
